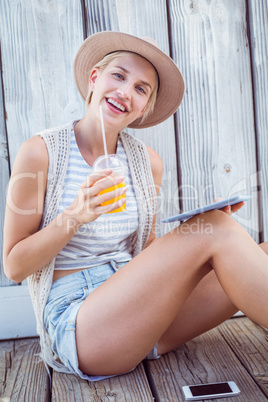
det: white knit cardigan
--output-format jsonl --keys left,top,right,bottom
{"left": 27, "top": 121, "right": 157, "bottom": 373}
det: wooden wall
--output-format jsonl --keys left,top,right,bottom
{"left": 0, "top": 0, "right": 267, "bottom": 336}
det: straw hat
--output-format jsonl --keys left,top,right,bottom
{"left": 74, "top": 31, "right": 185, "bottom": 129}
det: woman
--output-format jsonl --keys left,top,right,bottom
{"left": 3, "top": 31, "right": 268, "bottom": 382}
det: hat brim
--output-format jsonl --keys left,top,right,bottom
{"left": 74, "top": 31, "right": 185, "bottom": 129}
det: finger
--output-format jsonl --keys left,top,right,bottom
{"left": 80, "top": 169, "right": 113, "bottom": 189}
{"left": 221, "top": 201, "right": 245, "bottom": 215}
{"left": 90, "top": 174, "right": 125, "bottom": 197}
{"left": 92, "top": 185, "right": 127, "bottom": 208}
{"left": 95, "top": 196, "right": 127, "bottom": 214}
{"left": 223, "top": 205, "right": 232, "bottom": 215}
{"left": 219, "top": 205, "right": 231, "bottom": 214}
{"left": 214, "top": 197, "right": 222, "bottom": 203}
{"left": 230, "top": 201, "right": 245, "bottom": 213}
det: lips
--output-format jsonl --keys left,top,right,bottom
{"left": 106, "top": 97, "right": 128, "bottom": 112}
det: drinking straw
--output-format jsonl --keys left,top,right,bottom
{"left": 99, "top": 105, "right": 108, "bottom": 168}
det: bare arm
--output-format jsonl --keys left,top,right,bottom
{"left": 144, "top": 146, "right": 163, "bottom": 248}
{"left": 3, "top": 136, "right": 126, "bottom": 283}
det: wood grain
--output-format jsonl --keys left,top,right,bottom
{"left": 0, "top": 317, "right": 267, "bottom": 401}
{"left": 52, "top": 363, "right": 153, "bottom": 401}
{"left": 146, "top": 318, "right": 267, "bottom": 401}
{"left": 0, "top": 0, "right": 267, "bottom": 342}
{"left": 248, "top": 0, "right": 268, "bottom": 242}
{"left": 168, "top": 0, "right": 259, "bottom": 241}
{"left": 218, "top": 317, "right": 268, "bottom": 398}
{"left": 0, "top": 0, "right": 84, "bottom": 333}
{"left": 0, "top": 0, "right": 84, "bottom": 169}
{"left": 0, "top": 338, "right": 50, "bottom": 401}
{"left": 0, "top": 47, "right": 14, "bottom": 287}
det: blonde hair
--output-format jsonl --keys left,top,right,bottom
{"left": 85, "top": 51, "right": 158, "bottom": 124}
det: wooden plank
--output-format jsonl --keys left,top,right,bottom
{"left": 0, "top": 44, "right": 15, "bottom": 288}
{"left": 168, "top": 0, "right": 259, "bottom": 241}
{"left": 0, "top": 338, "right": 50, "bottom": 401}
{"left": 218, "top": 317, "right": 268, "bottom": 397}
{"left": 52, "top": 363, "right": 153, "bottom": 401}
{"left": 0, "top": 340, "right": 14, "bottom": 397}
{"left": 0, "top": 0, "right": 84, "bottom": 338}
{"left": 146, "top": 318, "right": 266, "bottom": 401}
{"left": 247, "top": 0, "right": 268, "bottom": 241}
{"left": 83, "top": 0, "right": 179, "bottom": 236}
{"left": 0, "top": 286, "right": 37, "bottom": 340}
{"left": 0, "top": 0, "right": 84, "bottom": 169}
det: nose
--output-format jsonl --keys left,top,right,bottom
{"left": 116, "top": 84, "right": 131, "bottom": 100}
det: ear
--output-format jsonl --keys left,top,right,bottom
{"left": 89, "top": 68, "right": 99, "bottom": 91}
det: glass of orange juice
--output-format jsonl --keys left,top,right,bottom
{"left": 93, "top": 154, "right": 126, "bottom": 213}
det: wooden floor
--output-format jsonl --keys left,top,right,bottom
{"left": 1, "top": 317, "right": 268, "bottom": 401}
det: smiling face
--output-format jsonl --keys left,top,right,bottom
{"left": 88, "top": 52, "right": 158, "bottom": 130}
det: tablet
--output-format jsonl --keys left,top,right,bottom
{"left": 162, "top": 195, "right": 252, "bottom": 223}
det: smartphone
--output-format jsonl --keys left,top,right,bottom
{"left": 182, "top": 381, "right": 241, "bottom": 400}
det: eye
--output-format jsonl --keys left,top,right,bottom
{"left": 113, "top": 72, "right": 124, "bottom": 80}
{"left": 136, "top": 86, "right": 146, "bottom": 94}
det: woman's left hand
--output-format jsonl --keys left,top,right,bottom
{"left": 214, "top": 198, "right": 245, "bottom": 215}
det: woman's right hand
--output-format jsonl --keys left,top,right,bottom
{"left": 65, "top": 169, "right": 127, "bottom": 227}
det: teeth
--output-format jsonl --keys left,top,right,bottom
{"left": 107, "top": 98, "right": 126, "bottom": 112}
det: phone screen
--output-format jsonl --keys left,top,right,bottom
{"left": 190, "top": 382, "right": 232, "bottom": 396}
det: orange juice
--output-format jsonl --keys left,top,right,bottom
{"left": 99, "top": 182, "right": 126, "bottom": 213}
{"left": 93, "top": 154, "right": 127, "bottom": 214}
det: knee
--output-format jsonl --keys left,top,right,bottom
{"left": 177, "top": 209, "right": 243, "bottom": 243}
{"left": 202, "top": 209, "right": 233, "bottom": 227}
{"left": 179, "top": 209, "right": 232, "bottom": 233}
{"left": 201, "top": 210, "right": 250, "bottom": 248}
{"left": 202, "top": 209, "right": 242, "bottom": 235}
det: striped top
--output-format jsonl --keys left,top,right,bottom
{"left": 54, "top": 128, "right": 139, "bottom": 270}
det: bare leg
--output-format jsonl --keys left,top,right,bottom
{"left": 75, "top": 210, "right": 268, "bottom": 376}
{"left": 158, "top": 239, "right": 268, "bottom": 354}
{"left": 155, "top": 239, "right": 268, "bottom": 354}
{"left": 157, "top": 269, "right": 238, "bottom": 354}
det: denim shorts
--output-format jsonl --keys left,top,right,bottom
{"left": 44, "top": 260, "right": 160, "bottom": 382}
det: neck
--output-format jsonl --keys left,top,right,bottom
{"left": 74, "top": 109, "right": 120, "bottom": 164}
